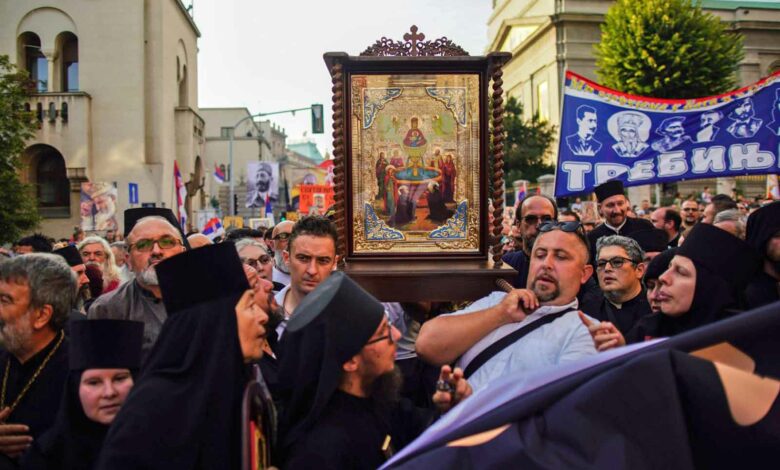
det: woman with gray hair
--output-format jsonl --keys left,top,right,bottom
{"left": 77, "top": 236, "right": 122, "bottom": 293}
{"left": 234, "top": 238, "right": 280, "bottom": 292}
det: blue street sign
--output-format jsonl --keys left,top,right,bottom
{"left": 129, "top": 183, "right": 139, "bottom": 204}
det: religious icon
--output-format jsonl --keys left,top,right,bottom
{"left": 349, "top": 73, "right": 482, "bottom": 256}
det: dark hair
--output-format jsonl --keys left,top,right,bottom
{"left": 576, "top": 105, "right": 596, "bottom": 120}
{"left": 16, "top": 233, "right": 54, "bottom": 253}
{"left": 711, "top": 194, "right": 737, "bottom": 213}
{"left": 560, "top": 209, "right": 580, "bottom": 221}
{"left": 663, "top": 208, "right": 682, "bottom": 231}
{"left": 224, "top": 228, "right": 254, "bottom": 242}
{"left": 516, "top": 195, "right": 559, "bottom": 222}
{"left": 288, "top": 216, "right": 338, "bottom": 253}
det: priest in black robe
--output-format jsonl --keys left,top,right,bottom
{"left": 745, "top": 201, "right": 780, "bottom": 309}
{"left": 277, "top": 273, "right": 444, "bottom": 469}
{"left": 0, "top": 254, "right": 76, "bottom": 465}
{"left": 586, "top": 180, "right": 653, "bottom": 265}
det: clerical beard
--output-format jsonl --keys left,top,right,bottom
{"left": 274, "top": 250, "right": 290, "bottom": 274}
{"left": 369, "top": 366, "right": 403, "bottom": 405}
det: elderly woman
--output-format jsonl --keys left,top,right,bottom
{"left": 234, "top": 238, "right": 280, "bottom": 291}
{"left": 21, "top": 320, "right": 143, "bottom": 470}
{"left": 585, "top": 223, "right": 759, "bottom": 350}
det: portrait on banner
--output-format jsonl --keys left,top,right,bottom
{"left": 80, "top": 182, "right": 118, "bottom": 233}
{"left": 349, "top": 72, "right": 483, "bottom": 257}
{"left": 245, "top": 161, "right": 279, "bottom": 208}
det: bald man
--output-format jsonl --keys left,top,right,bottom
{"left": 88, "top": 215, "right": 187, "bottom": 359}
{"left": 187, "top": 233, "right": 213, "bottom": 249}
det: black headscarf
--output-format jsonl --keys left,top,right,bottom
{"left": 746, "top": 201, "right": 780, "bottom": 262}
{"left": 21, "top": 320, "right": 143, "bottom": 470}
{"left": 653, "top": 224, "right": 760, "bottom": 337}
{"left": 123, "top": 207, "right": 191, "bottom": 250}
{"left": 95, "top": 243, "right": 251, "bottom": 469}
{"left": 643, "top": 248, "right": 676, "bottom": 282}
{"left": 276, "top": 272, "right": 385, "bottom": 452}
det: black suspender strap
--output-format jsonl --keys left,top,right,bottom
{"left": 463, "top": 308, "right": 576, "bottom": 379}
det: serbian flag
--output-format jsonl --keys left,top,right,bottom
{"left": 202, "top": 217, "right": 225, "bottom": 241}
{"left": 214, "top": 164, "right": 226, "bottom": 184}
{"left": 514, "top": 181, "right": 527, "bottom": 208}
{"left": 264, "top": 194, "right": 273, "bottom": 216}
{"left": 173, "top": 160, "right": 187, "bottom": 230}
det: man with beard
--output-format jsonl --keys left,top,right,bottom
{"left": 270, "top": 221, "right": 294, "bottom": 287}
{"left": 502, "top": 195, "right": 557, "bottom": 289}
{"left": 247, "top": 162, "right": 277, "bottom": 208}
{"left": 650, "top": 207, "right": 682, "bottom": 247}
{"left": 0, "top": 254, "right": 74, "bottom": 463}
{"left": 587, "top": 180, "right": 653, "bottom": 265}
{"left": 726, "top": 97, "right": 763, "bottom": 139}
{"left": 417, "top": 221, "right": 597, "bottom": 392}
{"left": 52, "top": 245, "right": 89, "bottom": 310}
{"left": 744, "top": 201, "right": 780, "bottom": 309}
{"left": 651, "top": 116, "right": 692, "bottom": 152}
{"left": 110, "top": 241, "right": 133, "bottom": 283}
{"left": 680, "top": 199, "right": 700, "bottom": 231}
{"left": 274, "top": 217, "right": 338, "bottom": 340}
{"left": 87, "top": 209, "right": 187, "bottom": 360}
{"left": 278, "top": 272, "right": 470, "bottom": 468}
{"left": 77, "top": 236, "right": 122, "bottom": 293}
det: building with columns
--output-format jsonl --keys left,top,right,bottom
{"left": 0, "top": 0, "right": 206, "bottom": 237}
{"left": 488, "top": 0, "right": 780, "bottom": 202}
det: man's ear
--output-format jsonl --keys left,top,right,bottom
{"left": 635, "top": 261, "right": 646, "bottom": 280}
{"left": 581, "top": 263, "right": 594, "bottom": 285}
{"left": 342, "top": 355, "right": 360, "bottom": 373}
{"left": 32, "top": 304, "right": 54, "bottom": 331}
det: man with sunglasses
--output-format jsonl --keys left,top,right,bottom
{"left": 417, "top": 220, "right": 597, "bottom": 392}
{"left": 587, "top": 180, "right": 653, "bottom": 265}
{"left": 88, "top": 209, "right": 187, "bottom": 360}
{"left": 502, "top": 195, "right": 558, "bottom": 289}
{"left": 271, "top": 221, "right": 294, "bottom": 287}
{"left": 580, "top": 235, "right": 652, "bottom": 336}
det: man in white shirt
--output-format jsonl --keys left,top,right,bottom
{"left": 416, "top": 221, "right": 597, "bottom": 392}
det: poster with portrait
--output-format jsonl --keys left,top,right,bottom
{"left": 349, "top": 72, "right": 484, "bottom": 257}
{"left": 80, "top": 182, "right": 118, "bottom": 232}
{"left": 245, "top": 161, "right": 280, "bottom": 208}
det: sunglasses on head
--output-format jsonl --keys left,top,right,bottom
{"left": 272, "top": 232, "right": 291, "bottom": 241}
{"left": 539, "top": 221, "right": 583, "bottom": 233}
{"left": 517, "top": 214, "right": 554, "bottom": 226}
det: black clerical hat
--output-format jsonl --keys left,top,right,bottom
{"left": 69, "top": 320, "right": 144, "bottom": 370}
{"left": 644, "top": 248, "right": 676, "bottom": 281}
{"left": 677, "top": 223, "right": 759, "bottom": 287}
{"left": 746, "top": 201, "right": 780, "bottom": 255}
{"left": 629, "top": 228, "right": 668, "bottom": 254}
{"left": 53, "top": 245, "right": 84, "bottom": 267}
{"left": 124, "top": 207, "right": 191, "bottom": 250}
{"left": 288, "top": 271, "right": 384, "bottom": 361}
{"left": 155, "top": 242, "right": 249, "bottom": 315}
{"left": 594, "top": 179, "right": 624, "bottom": 203}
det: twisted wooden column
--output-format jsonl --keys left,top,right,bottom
{"left": 330, "top": 62, "right": 347, "bottom": 266}
{"left": 490, "top": 64, "right": 506, "bottom": 268}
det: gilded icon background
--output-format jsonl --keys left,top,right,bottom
{"left": 350, "top": 73, "right": 481, "bottom": 254}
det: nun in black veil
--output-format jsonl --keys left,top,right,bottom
{"left": 95, "top": 243, "right": 270, "bottom": 469}
{"left": 20, "top": 320, "right": 144, "bottom": 470}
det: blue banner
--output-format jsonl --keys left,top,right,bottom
{"left": 555, "top": 71, "right": 780, "bottom": 197}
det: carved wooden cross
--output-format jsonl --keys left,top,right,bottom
{"left": 404, "top": 25, "right": 425, "bottom": 56}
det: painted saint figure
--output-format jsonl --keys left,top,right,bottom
{"left": 389, "top": 149, "right": 405, "bottom": 168}
{"left": 426, "top": 181, "right": 453, "bottom": 222}
{"left": 611, "top": 113, "right": 648, "bottom": 158}
{"left": 383, "top": 165, "right": 397, "bottom": 216}
{"left": 375, "top": 153, "right": 387, "bottom": 200}
{"left": 402, "top": 117, "right": 427, "bottom": 176}
{"left": 390, "top": 185, "right": 415, "bottom": 227}
{"left": 442, "top": 154, "right": 457, "bottom": 203}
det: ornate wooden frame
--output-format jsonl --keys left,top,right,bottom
{"left": 324, "top": 26, "right": 513, "bottom": 300}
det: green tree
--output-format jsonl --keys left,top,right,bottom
{"left": 503, "top": 96, "right": 556, "bottom": 192}
{"left": 595, "top": 0, "right": 743, "bottom": 99}
{"left": 0, "top": 55, "right": 40, "bottom": 244}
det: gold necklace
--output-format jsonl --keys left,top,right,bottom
{"left": 0, "top": 331, "right": 65, "bottom": 415}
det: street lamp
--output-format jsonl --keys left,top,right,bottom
{"left": 227, "top": 105, "right": 325, "bottom": 216}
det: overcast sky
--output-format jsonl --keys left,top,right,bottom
{"left": 194, "top": 0, "right": 493, "bottom": 155}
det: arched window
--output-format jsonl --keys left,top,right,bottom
{"left": 48, "top": 102, "right": 57, "bottom": 122}
{"left": 35, "top": 149, "right": 70, "bottom": 215}
{"left": 178, "top": 64, "right": 188, "bottom": 107}
{"left": 36, "top": 102, "right": 43, "bottom": 122}
{"left": 18, "top": 32, "right": 47, "bottom": 92}
{"left": 59, "top": 32, "right": 79, "bottom": 92}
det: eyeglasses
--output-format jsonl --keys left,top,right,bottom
{"left": 539, "top": 221, "right": 583, "bottom": 234}
{"left": 241, "top": 255, "right": 273, "bottom": 270}
{"left": 129, "top": 235, "right": 181, "bottom": 252}
{"left": 517, "top": 214, "right": 554, "bottom": 226}
{"left": 272, "top": 232, "right": 291, "bottom": 241}
{"left": 365, "top": 321, "right": 395, "bottom": 346}
{"left": 596, "top": 256, "right": 637, "bottom": 271}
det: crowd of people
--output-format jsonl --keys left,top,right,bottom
{"left": 0, "top": 179, "right": 778, "bottom": 468}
